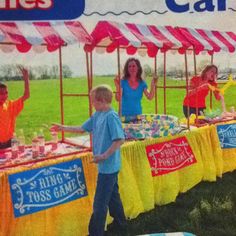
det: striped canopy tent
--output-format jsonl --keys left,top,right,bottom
{"left": 84, "top": 20, "right": 236, "bottom": 117}
{"left": 84, "top": 20, "right": 236, "bottom": 57}
{"left": 84, "top": 20, "right": 193, "bottom": 115}
{"left": 84, "top": 20, "right": 192, "bottom": 57}
{"left": 177, "top": 27, "right": 236, "bottom": 55}
{"left": 0, "top": 21, "right": 92, "bottom": 53}
{"left": 0, "top": 21, "right": 93, "bottom": 142}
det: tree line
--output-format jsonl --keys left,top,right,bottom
{"left": 143, "top": 60, "right": 236, "bottom": 80}
{"left": 1, "top": 62, "right": 235, "bottom": 81}
{"left": 0, "top": 64, "right": 73, "bottom": 81}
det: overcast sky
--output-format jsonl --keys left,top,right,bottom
{"left": 1, "top": 0, "right": 236, "bottom": 76}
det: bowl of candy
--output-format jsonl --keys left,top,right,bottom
{"left": 122, "top": 114, "right": 179, "bottom": 140}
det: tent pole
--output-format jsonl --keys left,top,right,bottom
{"left": 163, "top": 52, "right": 166, "bottom": 114}
{"left": 90, "top": 51, "right": 93, "bottom": 90}
{"left": 211, "top": 54, "right": 214, "bottom": 64}
{"left": 193, "top": 50, "right": 197, "bottom": 76}
{"left": 88, "top": 51, "right": 93, "bottom": 149}
{"left": 154, "top": 55, "right": 158, "bottom": 114}
{"left": 59, "top": 46, "right": 65, "bottom": 141}
{"left": 193, "top": 50, "right": 199, "bottom": 121}
{"left": 86, "top": 51, "right": 92, "bottom": 117}
{"left": 184, "top": 52, "right": 190, "bottom": 129}
{"left": 117, "top": 47, "right": 121, "bottom": 116}
{"left": 210, "top": 54, "right": 214, "bottom": 109}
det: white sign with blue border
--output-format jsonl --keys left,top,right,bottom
{"left": 8, "top": 159, "right": 87, "bottom": 217}
{"left": 217, "top": 123, "right": 236, "bottom": 149}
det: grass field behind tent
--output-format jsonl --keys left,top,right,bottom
{"left": 6, "top": 76, "right": 236, "bottom": 235}
{"left": 8, "top": 76, "right": 236, "bottom": 143}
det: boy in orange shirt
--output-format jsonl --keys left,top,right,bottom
{"left": 0, "top": 67, "right": 30, "bottom": 149}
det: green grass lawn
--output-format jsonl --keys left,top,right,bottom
{"left": 107, "top": 171, "right": 236, "bottom": 236}
{"left": 6, "top": 76, "right": 236, "bottom": 236}
{"left": 7, "top": 76, "right": 236, "bottom": 143}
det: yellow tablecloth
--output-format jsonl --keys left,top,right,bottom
{"left": 1, "top": 124, "right": 236, "bottom": 236}
{"left": 119, "top": 125, "right": 224, "bottom": 219}
{"left": 0, "top": 152, "right": 97, "bottom": 236}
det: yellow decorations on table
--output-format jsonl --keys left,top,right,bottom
{"left": 179, "top": 114, "right": 205, "bottom": 126}
{"left": 179, "top": 114, "right": 195, "bottom": 125}
{"left": 145, "top": 114, "right": 153, "bottom": 123}
{"left": 208, "top": 74, "right": 236, "bottom": 95}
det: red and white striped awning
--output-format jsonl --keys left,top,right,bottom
{"left": 0, "top": 21, "right": 92, "bottom": 53}
{"left": 1, "top": 20, "right": 236, "bottom": 56}
{"left": 84, "top": 21, "right": 191, "bottom": 57}
{"left": 177, "top": 27, "right": 236, "bottom": 55}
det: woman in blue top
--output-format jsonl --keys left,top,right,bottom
{"left": 114, "top": 57, "right": 158, "bottom": 117}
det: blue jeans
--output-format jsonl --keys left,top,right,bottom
{"left": 0, "top": 139, "right": 11, "bottom": 149}
{"left": 88, "top": 172, "right": 126, "bottom": 236}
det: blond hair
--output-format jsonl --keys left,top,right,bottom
{"left": 90, "top": 84, "right": 113, "bottom": 104}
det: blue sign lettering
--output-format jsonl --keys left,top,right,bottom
{"left": 8, "top": 159, "right": 88, "bottom": 217}
{"left": 0, "top": 0, "right": 85, "bottom": 21}
{"left": 217, "top": 0, "right": 226, "bottom": 11}
{"left": 194, "top": 0, "right": 215, "bottom": 12}
{"left": 166, "top": 0, "right": 189, "bottom": 13}
{"left": 165, "top": 0, "right": 227, "bottom": 13}
{"left": 217, "top": 123, "right": 236, "bottom": 149}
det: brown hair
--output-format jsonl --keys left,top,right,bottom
{"left": 123, "top": 57, "right": 143, "bottom": 81}
{"left": 0, "top": 82, "right": 7, "bottom": 89}
{"left": 201, "top": 64, "right": 218, "bottom": 79}
{"left": 90, "top": 84, "right": 113, "bottom": 104}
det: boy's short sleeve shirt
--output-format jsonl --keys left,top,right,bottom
{"left": 121, "top": 79, "right": 147, "bottom": 116}
{"left": 0, "top": 98, "right": 24, "bottom": 142}
{"left": 82, "top": 109, "right": 124, "bottom": 174}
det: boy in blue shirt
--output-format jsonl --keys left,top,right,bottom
{"left": 50, "top": 84, "right": 127, "bottom": 236}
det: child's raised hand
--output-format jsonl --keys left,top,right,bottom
{"left": 17, "top": 66, "right": 29, "bottom": 80}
